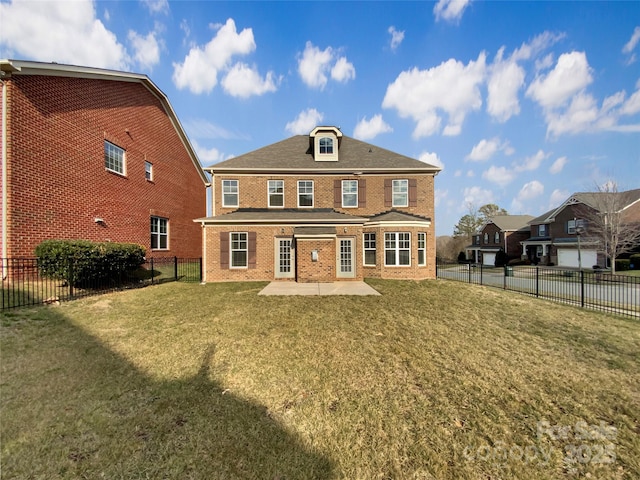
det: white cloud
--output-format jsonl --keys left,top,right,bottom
{"left": 382, "top": 53, "right": 486, "bottom": 138}
{"left": 141, "top": 0, "right": 169, "bottom": 15}
{"left": 526, "top": 51, "right": 593, "bottom": 110}
{"left": 549, "top": 156, "right": 568, "bottom": 174}
{"left": 463, "top": 186, "right": 496, "bottom": 207}
{"left": 172, "top": 18, "right": 256, "bottom": 94}
{"left": 535, "top": 53, "right": 555, "bottom": 72}
{"left": 620, "top": 87, "right": 640, "bottom": 115}
{"left": 128, "top": 30, "right": 161, "bottom": 71}
{"left": 549, "top": 188, "right": 569, "bottom": 209}
{"left": 297, "top": 42, "right": 355, "bottom": 90}
{"left": 454, "top": 170, "right": 462, "bottom": 177}
{"left": 183, "top": 119, "right": 249, "bottom": 140}
{"left": 517, "top": 180, "right": 544, "bottom": 200}
{"left": 0, "top": 0, "right": 129, "bottom": 69}
{"left": 482, "top": 165, "right": 515, "bottom": 186}
{"left": 388, "top": 26, "right": 404, "bottom": 51}
{"left": 512, "top": 31, "right": 566, "bottom": 62}
{"left": 191, "top": 140, "right": 231, "bottom": 165}
{"left": 331, "top": 56, "right": 356, "bottom": 83}
{"left": 221, "top": 63, "right": 278, "bottom": 98}
{"left": 419, "top": 151, "right": 444, "bottom": 170}
{"left": 466, "top": 170, "right": 475, "bottom": 177}
{"left": 515, "top": 149, "right": 548, "bottom": 172}
{"left": 622, "top": 26, "right": 640, "bottom": 65}
{"left": 466, "top": 137, "right": 513, "bottom": 162}
{"left": 487, "top": 51, "right": 525, "bottom": 122}
{"left": 285, "top": 108, "right": 324, "bottom": 135}
{"left": 435, "top": 189, "right": 448, "bottom": 207}
{"left": 433, "top": 0, "right": 472, "bottom": 23}
{"left": 353, "top": 115, "right": 393, "bottom": 140}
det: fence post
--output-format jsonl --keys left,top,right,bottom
{"left": 503, "top": 265, "right": 507, "bottom": 290}
{"left": 536, "top": 267, "right": 539, "bottom": 298}
{"left": 150, "top": 258, "right": 155, "bottom": 285}
{"left": 199, "top": 257, "right": 203, "bottom": 283}
{"left": 174, "top": 256, "right": 178, "bottom": 281}
{"left": 468, "top": 263, "right": 471, "bottom": 284}
{"left": 480, "top": 262, "right": 483, "bottom": 285}
{"left": 580, "top": 270, "right": 585, "bottom": 308}
{"left": 68, "top": 258, "right": 74, "bottom": 298}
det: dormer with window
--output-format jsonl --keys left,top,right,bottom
{"left": 310, "top": 126, "right": 342, "bottom": 162}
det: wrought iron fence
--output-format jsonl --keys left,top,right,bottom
{"left": 1, "top": 256, "right": 202, "bottom": 310}
{"left": 436, "top": 261, "right": 640, "bottom": 318}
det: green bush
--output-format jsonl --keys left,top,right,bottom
{"left": 35, "top": 240, "right": 146, "bottom": 287}
{"left": 630, "top": 254, "right": 640, "bottom": 270}
{"left": 615, "top": 259, "right": 630, "bottom": 272}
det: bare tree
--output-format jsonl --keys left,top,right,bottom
{"left": 576, "top": 181, "right": 640, "bottom": 274}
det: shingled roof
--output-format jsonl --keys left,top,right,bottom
{"left": 206, "top": 134, "right": 442, "bottom": 173}
{"left": 486, "top": 215, "right": 535, "bottom": 232}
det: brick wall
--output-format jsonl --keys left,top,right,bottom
{"left": 3, "top": 75, "right": 206, "bottom": 258}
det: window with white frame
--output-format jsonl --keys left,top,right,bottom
{"left": 494, "top": 232, "right": 500, "bottom": 243}
{"left": 538, "top": 224, "right": 546, "bottom": 236}
{"left": 567, "top": 219, "right": 585, "bottom": 234}
{"left": 319, "top": 137, "right": 334, "bottom": 154}
{"left": 222, "top": 180, "right": 239, "bottom": 207}
{"left": 484, "top": 233, "right": 489, "bottom": 244}
{"left": 363, "top": 233, "right": 376, "bottom": 266}
{"left": 342, "top": 180, "right": 358, "bottom": 208}
{"left": 268, "top": 180, "right": 284, "bottom": 207}
{"left": 384, "top": 232, "right": 411, "bottom": 266}
{"left": 230, "top": 232, "right": 248, "bottom": 268}
{"left": 298, "top": 180, "right": 314, "bottom": 207}
{"left": 145, "top": 161, "right": 153, "bottom": 181}
{"left": 104, "top": 141, "right": 125, "bottom": 175}
{"left": 418, "top": 232, "right": 426, "bottom": 266}
{"left": 150, "top": 216, "right": 168, "bottom": 250}
{"left": 392, "top": 179, "right": 408, "bottom": 207}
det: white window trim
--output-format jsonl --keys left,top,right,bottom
{"left": 539, "top": 224, "right": 546, "bottom": 236}
{"left": 297, "top": 180, "right": 314, "bottom": 208}
{"left": 222, "top": 179, "right": 239, "bottom": 208}
{"left": 363, "top": 232, "right": 376, "bottom": 266}
{"left": 150, "top": 216, "right": 168, "bottom": 250}
{"left": 230, "top": 232, "right": 248, "bottom": 269}
{"left": 392, "top": 179, "right": 408, "bottom": 207}
{"left": 104, "top": 141, "right": 126, "bottom": 175}
{"left": 494, "top": 232, "right": 500, "bottom": 244}
{"left": 145, "top": 161, "right": 153, "bottom": 181}
{"left": 314, "top": 134, "right": 338, "bottom": 161}
{"left": 342, "top": 180, "right": 358, "bottom": 208}
{"left": 268, "top": 180, "right": 284, "bottom": 208}
{"left": 418, "top": 232, "right": 426, "bottom": 266}
{"left": 384, "top": 232, "right": 411, "bottom": 267}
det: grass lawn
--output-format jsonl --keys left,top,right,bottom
{"left": 1, "top": 279, "right": 639, "bottom": 479}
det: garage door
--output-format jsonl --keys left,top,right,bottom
{"left": 557, "top": 248, "right": 597, "bottom": 268}
{"left": 483, "top": 253, "right": 496, "bottom": 266}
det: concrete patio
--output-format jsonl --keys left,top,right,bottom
{"left": 258, "top": 281, "right": 381, "bottom": 296}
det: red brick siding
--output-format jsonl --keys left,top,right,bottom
{"left": 2, "top": 75, "right": 205, "bottom": 258}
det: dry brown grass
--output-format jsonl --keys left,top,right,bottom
{"left": 1, "top": 279, "right": 638, "bottom": 479}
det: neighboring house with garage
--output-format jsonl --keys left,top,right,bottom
{"left": 0, "top": 59, "right": 208, "bottom": 259}
{"left": 466, "top": 215, "right": 534, "bottom": 265}
{"left": 195, "top": 126, "right": 441, "bottom": 283}
{"left": 520, "top": 189, "right": 640, "bottom": 268}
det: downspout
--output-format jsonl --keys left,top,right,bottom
{"left": 1, "top": 77, "right": 7, "bottom": 278}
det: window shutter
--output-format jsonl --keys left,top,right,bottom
{"left": 409, "top": 179, "right": 418, "bottom": 207}
{"left": 384, "top": 179, "right": 392, "bottom": 207}
{"left": 334, "top": 180, "right": 342, "bottom": 207}
{"left": 220, "top": 232, "right": 229, "bottom": 269}
{"left": 248, "top": 232, "right": 257, "bottom": 269}
{"left": 358, "top": 179, "right": 366, "bottom": 208}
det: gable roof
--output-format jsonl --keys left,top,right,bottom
{"left": 0, "top": 59, "right": 209, "bottom": 185}
{"left": 483, "top": 215, "right": 534, "bottom": 232}
{"left": 206, "top": 134, "right": 442, "bottom": 174}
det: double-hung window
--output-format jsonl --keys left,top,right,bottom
{"left": 104, "top": 141, "right": 125, "bottom": 175}
{"left": 494, "top": 232, "right": 500, "bottom": 243}
{"left": 319, "top": 137, "right": 334, "bottom": 154}
{"left": 392, "top": 180, "right": 408, "bottom": 207}
{"left": 145, "top": 161, "right": 153, "bottom": 181}
{"left": 230, "top": 232, "right": 248, "bottom": 268}
{"left": 268, "top": 180, "right": 284, "bottom": 207}
{"left": 418, "top": 232, "right": 426, "bottom": 266}
{"left": 538, "top": 224, "right": 546, "bottom": 236}
{"left": 484, "top": 233, "right": 489, "bottom": 244}
{"left": 298, "top": 180, "right": 314, "bottom": 207}
{"left": 363, "top": 233, "right": 376, "bottom": 266}
{"left": 385, "top": 232, "right": 411, "bottom": 266}
{"left": 568, "top": 219, "right": 584, "bottom": 234}
{"left": 342, "top": 180, "right": 358, "bottom": 208}
{"left": 222, "top": 180, "right": 239, "bottom": 207}
{"left": 150, "top": 216, "right": 168, "bottom": 250}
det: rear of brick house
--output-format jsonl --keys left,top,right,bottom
{"left": 196, "top": 126, "right": 441, "bottom": 283}
{"left": 1, "top": 60, "right": 208, "bottom": 260}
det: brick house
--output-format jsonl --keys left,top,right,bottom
{"left": 521, "top": 189, "right": 640, "bottom": 268}
{"left": 0, "top": 59, "right": 208, "bottom": 259}
{"left": 196, "top": 126, "right": 440, "bottom": 283}
{"left": 466, "top": 215, "right": 533, "bottom": 265}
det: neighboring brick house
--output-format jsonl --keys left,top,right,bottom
{"left": 466, "top": 215, "right": 533, "bottom": 265}
{"left": 196, "top": 126, "right": 441, "bottom": 283}
{"left": 0, "top": 59, "right": 208, "bottom": 259}
{"left": 521, "top": 189, "right": 640, "bottom": 267}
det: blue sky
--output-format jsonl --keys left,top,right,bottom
{"left": 1, "top": 0, "right": 639, "bottom": 236}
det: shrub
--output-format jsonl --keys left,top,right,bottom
{"left": 35, "top": 240, "right": 146, "bottom": 287}
{"left": 615, "top": 259, "right": 630, "bottom": 272}
{"left": 457, "top": 251, "right": 467, "bottom": 263}
{"left": 494, "top": 249, "right": 509, "bottom": 267}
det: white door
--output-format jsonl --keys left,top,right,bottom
{"left": 275, "top": 238, "right": 295, "bottom": 278}
{"left": 337, "top": 238, "right": 355, "bottom": 278}
{"left": 557, "top": 248, "right": 597, "bottom": 268}
{"left": 483, "top": 253, "right": 496, "bottom": 266}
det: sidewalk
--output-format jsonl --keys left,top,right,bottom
{"left": 258, "top": 281, "right": 380, "bottom": 296}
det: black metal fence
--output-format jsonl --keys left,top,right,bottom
{"left": 436, "top": 261, "right": 640, "bottom": 318}
{"left": 1, "top": 257, "right": 202, "bottom": 310}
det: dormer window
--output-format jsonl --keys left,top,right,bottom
{"left": 310, "top": 126, "right": 342, "bottom": 162}
{"left": 319, "top": 137, "right": 334, "bottom": 154}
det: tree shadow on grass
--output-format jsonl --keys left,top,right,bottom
{"left": 0, "top": 309, "right": 333, "bottom": 479}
